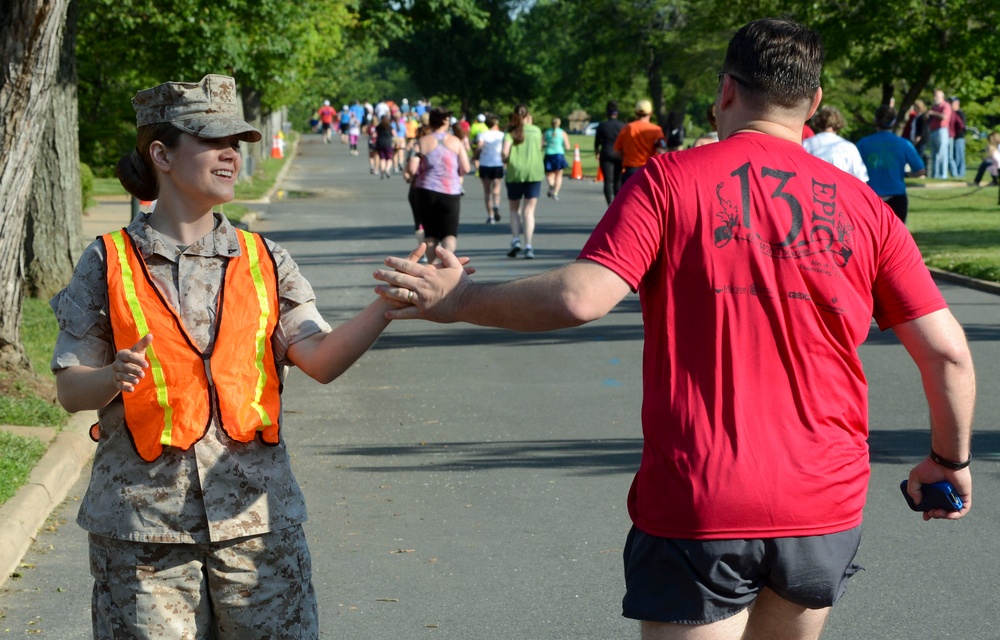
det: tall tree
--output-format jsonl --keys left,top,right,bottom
{"left": 76, "top": 0, "right": 353, "bottom": 171}
{"left": 0, "top": 0, "right": 72, "bottom": 370}
{"left": 25, "top": 0, "right": 83, "bottom": 300}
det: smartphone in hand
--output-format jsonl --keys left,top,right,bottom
{"left": 900, "top": 480, "right": 964, "bottom": 512}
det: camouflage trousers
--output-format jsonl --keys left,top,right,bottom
{"left": 89, "top": 525, "right": 318, "bottom": 639}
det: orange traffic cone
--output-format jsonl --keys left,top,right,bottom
{"left": 570, "top": 144, "right": 583, "bottom": 180}
{"left": 271, "top": 134, "right": 284, "bottom": 159}
{"left": 596, "top": 165, "right": 604, "bottom": 182}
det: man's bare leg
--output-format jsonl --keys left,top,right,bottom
{"left": 641, "top": 588, "right": 830, "bottom": 640}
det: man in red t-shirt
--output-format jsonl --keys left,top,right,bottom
{"left": 927, "top": 89, "right": 953, "bottom": 178}
{"left": 317, "top": 100, "right": 336, "bottom": 144}
{"left": 614, "top": 99, "right": 666, "bottom": 183}
{"left": 374, "top": 18, "right": 974, "bottom": 639}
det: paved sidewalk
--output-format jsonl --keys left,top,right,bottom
{"left": 1, "top": 135, "right": 997, "bottom": 638}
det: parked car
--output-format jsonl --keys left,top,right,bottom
{"left": 583, "top": 122, "right": 599, "bottom": 136}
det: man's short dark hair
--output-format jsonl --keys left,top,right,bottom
{"left": 875, "top": 105, "right": 897, "bottom": 130}
{"left": 722, "top": 18, "right": 824, "bottom": 110}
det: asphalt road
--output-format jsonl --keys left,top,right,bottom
{"left": 1, "top": 135, "right": 997, "bottom": 639}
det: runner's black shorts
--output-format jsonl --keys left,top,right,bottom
{"left": 479, "top": 165, "right": 505, "bottom": 181}
{"left": 622, "top": 524, "right": 863, "bottom": 624}
{"left": 412, "top": 187, "right": 461, "bottom": 239}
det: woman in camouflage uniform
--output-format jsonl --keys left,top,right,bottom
{"left": 50, "top": 74, "right": 408, "bottom": 639}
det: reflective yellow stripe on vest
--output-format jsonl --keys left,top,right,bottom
{"left": 108, "top": 230, "right": 176, "bottom": 446}
{"left": 237, "top": 229, "right": 274, "bottom": 429}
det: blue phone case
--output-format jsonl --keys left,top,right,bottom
{"left": 899, "top": 480, "right": 963, "bottom": 512}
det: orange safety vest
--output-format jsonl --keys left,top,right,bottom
{"left": 102, "top": 228, "right": 282, "bottom": 462}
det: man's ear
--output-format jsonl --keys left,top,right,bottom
{"left": 718, "top": 76, "right": 737, "bottom": 111}
{"left": 149, "top": 140, "right": 170, "bottom": 173}
{"left": 805, "top": 87, "right": 823, "bottom": 121}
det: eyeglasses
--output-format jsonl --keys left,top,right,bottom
{"left": 717, "top": 72, "right": 751, "bottom": 88}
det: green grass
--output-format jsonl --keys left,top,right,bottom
{"left": 907, "top": 184, "right": 1000, "bottom": 281}
{"left": 0, "top": 430, "right": 48, "bottom": 504}
{"left": 0, "top": 298, "right": 67, "bottom": 428}
{"left": 0, "top": 299, "right": 67, "bottom": 505}
{"left": 92, "top": 178, "right": 128, "bottom": 197}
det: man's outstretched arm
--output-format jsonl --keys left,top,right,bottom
{"left": 374, "top": 246, "right": 632, "bottom": 332}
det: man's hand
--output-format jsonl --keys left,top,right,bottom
{"left": 906, "top": 458, "right": 972, "bottom": 521}
{"left": 374, "top": 246, "right": 473, "bottom": 322}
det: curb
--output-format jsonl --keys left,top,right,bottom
{"left": 0, "top": 411, "right": 96, "bottom": 589}
{"left": 928, "top": 267, "right": 1000, "bottom": 297}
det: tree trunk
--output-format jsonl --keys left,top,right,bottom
{"left": 647, "top": 49, "right": 664, "bottom": 125}
{"left": 25, "top": 0, "right": 82, "bottom": 300}
{"left": 240, "top": 84, "right": 265, "bottom": 164}
{"left": 0, "top": 0, "right": 71, "bottom": 371}
{"left": 895, "top": 65, "right": 935, "bottom": 135}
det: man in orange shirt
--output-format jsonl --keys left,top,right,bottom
{"left": 614, "top": 100, "right": 666, "bottom": 182}
{"left": 317, "top": 100, "right": 336, "bottom": 144}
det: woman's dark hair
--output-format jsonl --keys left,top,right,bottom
{"left": 115, "top": 123, "right": 184, "bottom": 201}
{"left": 722, "top": 17, "right": 823, "bottom": 110}
{"left": 377, "top": 115, "right": 392, "bottom": 131}
{"left": 485, "top": 114, "right": 499, "bottom": 128}
{"left": 429, "top": 107, "right": 452, "bottom": 130}
{"left": 508, "top": 104, "right": 530, "bottom": 145}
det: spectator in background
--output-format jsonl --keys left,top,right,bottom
{"left": 594, "top": 100, "right": 626, "bottom": 205}
{"left": 542, "top": 117, "right": 571, "bottom": 201}
{"left": 347, "top": 112, "right": 361, "bottom": 156}
{"left": 317, "top": 100, "right": 336, "bottom": 144}
{"left": 693, "top": 104, "right": 719, "bottom": 148}
{"left": 409, "top": 107, "right": 470, "bottom": 264}
{"left": 350, "top": 100, "right": 366, "bottom": 128}
{"left": 927, "top": 89, "right": 952, "bottom": 179}
{"left": 502, "top": 104, "right": 545, "bottom": 259}
{"left": 392, "top": 113, "right": 408, "bottom": 173}
{"left": 949, "top": 96, "right": 967, "bottom": 180}
{"left": 339, "top": 104, "right": 351, "bottom": 144}
{"left": 801, "top": 121, "right": 816, "bottom": 141}
{"left": 614, "top": 99, "right": 666, "bottom": 183}
{"left": 856, "top": 105, "right": 926, "bottom": 223}
{"left": 803, "top": 105, "right": 869, "bottom": 181}
{"left": 903, "top": 99, "right": 930, "bottom": 167}
{"left": 374, "top": 115, "right": 396, "bottom": 179}
{"left": 971, "top": 131, "right": 1000, "bottom": 187}
{"left": 469, "top": 114, "right": 489, "bottom": 144}
{"left": 467, "top": 114, "right": 489, "bottom": 176}
{"left": 475, "top": 114, "right": 505, "bottom": 224}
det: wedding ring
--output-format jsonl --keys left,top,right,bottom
{"left": 407, "top": 290, "right": 414, "bottom": 303}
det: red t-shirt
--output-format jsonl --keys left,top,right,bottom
{"left": 318, "top": 106, "right": 335, "bottom": 125}
{"left": 928, "top": 102, "right": 951, "bottom": 131}
{"left": 579, "top": 132, "right": 946, "bottom": 540}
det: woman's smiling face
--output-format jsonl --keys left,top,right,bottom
{"left": 160, "top": 133, "right": 243, "bottom": 207}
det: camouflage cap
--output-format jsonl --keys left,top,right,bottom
{"left": 132, "top": 74, "right": 262, "bottom": 143}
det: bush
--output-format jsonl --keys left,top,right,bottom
{"left": 80, "top": 161, "right": 96, "bottom": 210}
